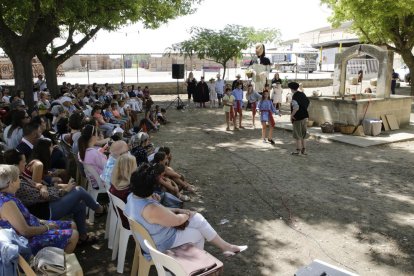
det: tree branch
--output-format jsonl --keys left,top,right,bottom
{"left": 55, "top": 26, "right": 101, "bottom": 64}
{"left": 357, "top": 27, "right": 374, "bottom": 44}
{"left": 51, "top": 25, "right": 75, "bottom": 55}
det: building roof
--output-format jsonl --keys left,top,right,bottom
{"left": 311, "top": 38, "right": 360, "bottom": 49}
{"left": 300, "top": 22, "right": 353, "bottom": 35}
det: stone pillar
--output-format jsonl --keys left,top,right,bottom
{"left": 334, "top": 44, "right": 393, "bottom": 99}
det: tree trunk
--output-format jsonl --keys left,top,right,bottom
{"left": 399, "top": 49, "right": 414, "bottom": 96}
{"left": 11, "top": 52, "right": 35, "bottom": 108}
{"left": 40, "top": 57, "right": 59, "bottom": 98}
{"left": 222, "top": 65, "right": 227, "bottom": 80}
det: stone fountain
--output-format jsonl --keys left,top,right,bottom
{"left": 308, "top": 44, "right": 411, "bottom": 127}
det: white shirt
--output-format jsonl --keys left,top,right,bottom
{"left": 21, "top": 137, "right": 34, "bottom": 149}
{"left": 35, "top": 79, "right": 47, "bottom": 91}
{"left": 2, "top": 95, "right": 10, "bottom": 103}
{"left": 215, "top": 79, "right": 225, "bottom": 95}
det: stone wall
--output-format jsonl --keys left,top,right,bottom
{"left": 309, "top": 95, "right": 411, "bottom": 127}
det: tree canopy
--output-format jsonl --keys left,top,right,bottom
{"left": 321, "top": 0, "right": 414, "bottom": 94}
{"left": 168, "top": 24, "right": 280, "bottom": 79}
{"left": 0, "top": 0, "right": 201, "bottom": 104}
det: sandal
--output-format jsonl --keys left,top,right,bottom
{"left": 185, "top": 185, "right": 197, "bottom": 193}
{"left": 179, "top": 195, "right": 191, "bottom": 202}
{"left": 301, "top": 148, "right": 307, "bottom": 155}
{"left": 78, "top": 235, "right": 98, "bottom": 246}
{"left": 291, "top": 149, "right": 301, "bottom": 155}
{"left": 223, "top": 245, "right": 248, "bottom": 258}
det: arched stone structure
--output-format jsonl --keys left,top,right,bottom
{"left": 333, "top": 44, "right": 393, "bottom": 98}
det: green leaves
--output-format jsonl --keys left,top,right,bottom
{"left": 168, "top": 24, "right": 280, "bottom": 76}
{"left": 321, "top": 0, "right": 414, "bottom": 50}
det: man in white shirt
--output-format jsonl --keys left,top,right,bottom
{"left": 215, "top": 74, "right": 225, "bottom": 107}
{"left": 35, "top": 74, "right": 47, "bottom": 91}
{"left": 1, "top": 88, "right": 11, "bottom": 103}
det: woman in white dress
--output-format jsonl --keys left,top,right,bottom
{"left": 271, "top": 83, "right": 283, "bottom": 110}
{"left": 208, "top": 78, "right": 217, "bottom": 108}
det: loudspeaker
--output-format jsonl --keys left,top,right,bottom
{"left": 172, "top": 64, "right": 185, "bottom": 79}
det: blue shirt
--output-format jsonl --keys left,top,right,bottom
{"left": 247, "top": 91, "right": 261, "bottom": 103}
{"left": 101, "top": 155, "right": 116, "bottom": 185}
{"left": 125, "top": 194, "right": 177, "bottom": 258}
{"left": 257, "top": 99, "right": 278, "bottom": 122}
{"left": 215, "top": 79, "right": 225, "bottom": 95}
{"left": 232, "top": 88, "right": 244, "bottom": 107}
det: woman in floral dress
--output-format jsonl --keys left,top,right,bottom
{"left": 0, "top": 165, "right": 78, "bottom": 254}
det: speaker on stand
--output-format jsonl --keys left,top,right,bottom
{"left": 167, "top": 64, "right": 185, "bottom": 110}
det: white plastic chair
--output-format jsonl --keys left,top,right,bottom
{"left": 82, "top": 163, "right": 108, "bottom": 223}
{"left": 143, "top": 240, "right": 224, "bottom": 276}
{"left": 107, "top": 191, "right": 132, "bottom": 274}
{"left": 105, "top": 190, "right": 117, "bottom": 250}
{"left": 99, "top": 174, "right": 116, "bottom": 249}
{"left": 127, "top": 217, "right": 155, "bottom": 276}
{"left": 144, "top": 240, "right": 186, "bottom": 276}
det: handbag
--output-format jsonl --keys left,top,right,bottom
{"left": 159, "top": 191, "right": 183, "bottom": 209}
{"left": 31, "top": 247, "right": 66, "bottom": 275}
{"left": 17, "top": 177, "right": 61, "bottom": 206}
{"left": 174, "top": 220, "right": 189, "bottom": 231}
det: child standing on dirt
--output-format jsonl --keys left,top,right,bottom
{"left": 246, "top": 84, "right": 261, "bottom": 128}
{"left": 222, "top": 87, "right": 236, "bottom": 131}
{"left": 258, "top": 90, "right": 279, "bottom": 144}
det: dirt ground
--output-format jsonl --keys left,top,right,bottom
{"left": 77, "top": 92, "right": 414, "bottom": 276}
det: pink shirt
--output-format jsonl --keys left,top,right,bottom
{"left": 82, "top": 147, "right": 107, "bottom": 176}
{"left": 93, "top": 113, "right": 106, "bottom": 125}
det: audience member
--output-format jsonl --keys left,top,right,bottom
{"left": 0, "top": 164, "right": 78, "bottom": 254}
{"left": 125, "top": 165, "right": 247, "bottom": 257}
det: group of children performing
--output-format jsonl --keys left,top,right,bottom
{"left": 222, "top": 80, "right": 288, "bottom": 144}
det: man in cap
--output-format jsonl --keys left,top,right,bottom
{"left": 232, "top": 74, "right": 243, "bottom": 90}
{"left": 289, "top": 82, "right": 310, "bottom": 155}
{"left": 60, "top": 95, "right": 76, "bottom": 114}
{"left": 215, "top": 74, "right": 225, "bottom": 107}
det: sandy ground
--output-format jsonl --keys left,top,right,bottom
{"left": 77, "top": 87, "right": 414, "bottom": 276}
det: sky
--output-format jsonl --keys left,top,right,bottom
{"left": 77, "top": 0, "right": 332, "bottom": 54}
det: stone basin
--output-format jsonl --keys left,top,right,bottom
{"left": 308, "top": 95, "right": 412, "bottom": 127}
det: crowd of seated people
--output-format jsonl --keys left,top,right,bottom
{"left": 0, "top": 81, "right": 246, "bottom": 271}
{"left": 0, "top": 82, "right": 159, "bottom": 248}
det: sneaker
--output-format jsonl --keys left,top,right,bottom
{"left": 263, "top": 139, "right": 267, "bottom": 143}
{"left": 268, "top": 139, "right": 275, "bottom": 145}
